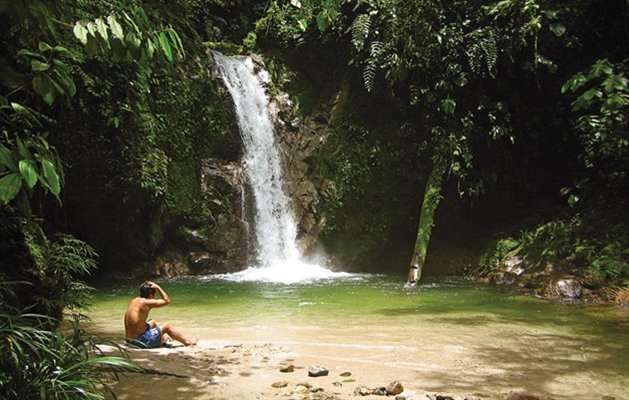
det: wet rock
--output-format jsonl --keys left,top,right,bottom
{"left": 281, "top": 365, "right": 295, "bottom": 373}
{"left": 504, "top": 255, "right": 526, "bottom": 275}
{"left": 545, "top": 276, "right": 583, "bottom": 300}
{"left": 272, "top": 381, "right": 288, "bottom": 388}
{"left": 492, "top": 272, "right": 517, "bottom": 285}
{"left": 386, "top": 380, "right": 404, "bottom": 396}
{"left": 354, "top": 386, "right": 372, "bottom": 396}
{"left": 308, "top": 365, "right": 329, "bottom": 377}
{"left": 339, "top": 371, "right": 352, "bottom": 377}
{"left": 506, "top": 390, "right": 542, "bottom": 400}
{"left": 372, "top": 387, "right": 388, "bottom": 396}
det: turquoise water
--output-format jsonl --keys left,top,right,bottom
{"left": 88, "top": 275, "right": 629, "bottom": 399}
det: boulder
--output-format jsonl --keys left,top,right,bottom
{"left": 545, "top": 276, "right": 583, "bottom": 300}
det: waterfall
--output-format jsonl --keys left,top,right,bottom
{"left": 214, "top": 52, "right": 347, "bottom": 284}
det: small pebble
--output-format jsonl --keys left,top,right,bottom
{"left": 280, "top": 365, "right": 295, "bottom": 373}
{"left": 271, "top": 381, "right": 288, "bottom": 388}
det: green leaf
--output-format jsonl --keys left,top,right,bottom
{"left": 603, "top": 74, "right": 628, "bottom": 93}
{"left": 108, "top": 15, "right": 124, "bottom": 40}
{"left": 581, "top": 88, "right": 602, "bottom": 101}
{"left": 125, "top": 32, "right": 141, "bottom": 49}
{"left": 86, "top": 21, "right": 97, "bottom": 37}
{"left": 73, "top": 21, "right": 88, "bottom": 45}
{"left": 568, "top": 194, "right": 579, "bottom": 207}
{"left": 43, "top": 92, "right": 55, "bottom": 106}
{"left": 167, "top": 28, "right": 184, "bottom": 59}
{"left": 590, "top": 59, "right": 613, "bottom": 78}
{"left": 19, "top": 159, "right": 38, "bottom": 189}
{"left": 316, "top": 12, "right": 330, "bottom": 31}
{"left": 95, "top": 18, "right": 109, "bottom": 42}
{"left": 0, "top": 172, "right": 22, "bottom": 203}
{"left": 549, "top": 24, "right": 566, "bottom": 36}
{"left": 53, "top": 70, "right": 77, "bottom": 97}
{"left": 16, "top": 137, "right": 34, "bottom": 161}
{"left": 38, "top": 42, "right": 53, "bottom": 52}
{"left": 441, "top": 98, "right": 457, "bottom": 114}
{"left": 17, "top": 49, "right": 45, "bottom": 60}
{"left": 159, "top": 32, "right": 173, "bottom": 62}
{"left": 41, "top": 158, "right": 60, "bottom": 195}
{"left": 31, "top": 60, "right": 50, "bottom": 71}
{"left": 0, "top": 144, "right": 17, "bottom": 171}
{"left": 297, "top": 19, "right": 308, "bottom": 32}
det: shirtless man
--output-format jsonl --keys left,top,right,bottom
{"left": 124, "top": 281, "right": 197, "bottom": 348}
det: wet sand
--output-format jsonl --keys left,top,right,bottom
{"left": 96, "top": 317, "right": 629, "bottom": 400}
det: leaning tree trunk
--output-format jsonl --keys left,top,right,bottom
{"left": 406, "top": 158, "right": 447, "bottom": 287}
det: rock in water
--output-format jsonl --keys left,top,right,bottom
{"left": 308, "top": 365, "right": 329, "bottom": 377}
{"left": 506, "top": 390, "right": 542, "bottom": 400}
{"left": 386, "top": 380, "right": 404, "bottom": 395}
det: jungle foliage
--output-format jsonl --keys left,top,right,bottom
{"left": 255, "top": 0, "right": 628, "bottom": 279}
{"left": 0, "top": 0, "right": 243, "bottom": 397}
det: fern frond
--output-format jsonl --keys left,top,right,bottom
{"left": 363, "top": 41, "right": 385, "bottom": 92}
{"left": 351, "top": 14, "right": 371, "bottom": 51}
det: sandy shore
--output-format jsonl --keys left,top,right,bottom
{"left": 100, "top": 339, "right": 541, "bottom": 400}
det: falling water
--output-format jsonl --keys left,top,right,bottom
{"left": 214, "top": 52, "right": 348, "bottom": 283}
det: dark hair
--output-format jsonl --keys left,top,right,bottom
{"left": 140, "top": 282, "right": 156, "bottom": 298}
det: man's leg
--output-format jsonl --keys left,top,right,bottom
{"left": 160, "top": 323, "right": 197, "bottom": 346}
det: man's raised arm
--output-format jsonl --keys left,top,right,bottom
{"left": 146, "top": 281, "right": 172, "bottom": 307}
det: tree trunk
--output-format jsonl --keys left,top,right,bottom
{"left": 406, "top": 158, "right": 447, "bottom": 287}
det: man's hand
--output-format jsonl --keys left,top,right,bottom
{"left": 146, "top": 281, "right": 160, "bottom": 289}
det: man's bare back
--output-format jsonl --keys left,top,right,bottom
{"left": 124, "top": 297, "right": 153, "bottom": 338}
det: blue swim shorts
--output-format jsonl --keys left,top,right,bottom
{"left": 128, "top": 324, "right": 161, "bottom": 348}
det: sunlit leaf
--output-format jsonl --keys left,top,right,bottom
{"left": 31, "top": 60, "right": 50, "bottom": 71}
{"left": 19, "top": 159, "right": 38, "bottom": 189}
{"left": 41, "top": 158, "right": 60, "bottom": 195}
{"left": 73, "top": 21, "right": 88, "bottom": 45}
{"left": 159, "top": 31, "right": 173, "bottom": 62}
{"left": 603, "top": 74, "right": 628, "bottom": 93}
{"left": 108, "top": 15, "right": 124, "bottom": 40}
{"left": 95, "top": 18, "right": 109, "bottom": 41}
